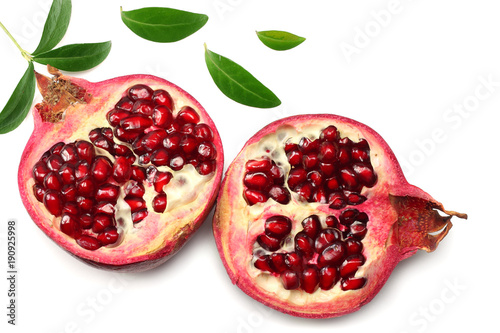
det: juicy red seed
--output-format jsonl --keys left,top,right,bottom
{"left": 319, "top": 162, "right": 336, "bottom": 176}
{"left": 128, "top": 84, "right": 154, "bottom": 101}
{"left": 286, "top": 150, "right": 303, "bottom": 166}
{"left": 244, "top": 172, "right": 269, "bottom": 191}
{"left": 254, "top": 255, "right": 273, "bottom": 273}
{"left": 94, "top": 202, "right": 115, "bottom": 215}
{"left": 97, "top": 228, "right": 119, "bottom": 245}
{"left": 102, "top": 127, "right": 114, "bottom": 141}
{"left": 60, "top": 144, "right": 78, "bottom": 163}
{"left": 114, "top": 126, "right": 141, "bottom": 143}
{"left": 124, "top": 196, "right": 146, "bottom": 213}
{"left": 120, "top": 115, "right": 153, "bottom": 132}
{"left": 43, "top": 189, "right": 63, "bottom": 216}
{"left": 357, "top": 212, "right": 369, "bottom": 222}
{"left": 307, "top": 170, "right": 323, "bottom": 187}
{"left": 59, "top": 164, "right": 76, "bottom": 184}
{"left": 301, "top": 215, "right": 321, "bottom": 239}
{"left": 340, "top": 208, "right": 359, "bottom": 226}
{"left": 196, "top": 160, "right": 215, "bottom": 175}
{"left": 285, "top": 252, "right": 303, "bottom": 271}
{"left": 80, "top": 213, "right": 93, "bottom": 229}
{"left": 61, "top": 185, "right": 77, "bottom": 202}
{"left": 340, "top": 255, "right": 365, "bottom": 278}
{"left": 350, "top": 222, "right": 367, "bottom": 239}
{"left": 151, "top": 148, "right": 170, "bottom": 166}
{"left": 33, "top": 184, "right": 45, "bottom": 202}
{"left": 341, "top": 277, "right": 366, "bottom": 291}
{"left": 163, "top": 132, "right": 182, "bottom": 151}
{"left": 270, "top": 253, "right": 288, "bottom": 273}
{"left": 152, "top": 105, "right": 173, "bottom": 128}
{"left": 62, "top": 202, "right": 79, "bottom": 216}
{"left": 44, "top": 172, "right": 63, "bottom": 191}
{"left": 269, "top": 164, "right": 284, "bottom": 183}
{"left": 126, "top": 183, "right": 145, "bottom": 197}
{"left": 257, "top": 234, "right": 282, "bottom": 251}
{"left": 326, "top": 177, "right": 341, "bottom": 191}
{"left": 114, "top": 144, "right": 134, "bottom": 157}
{"left": 115, "top": 97, "right": 134, "bottom": 111}
{"left": 319, "top": 266, "right": 339, "bottom": 290}
{"left": 320, "top": 125, "right": 339, "bottom": 142}
{"left": 60, "top": 214, "right": 80, "bottom": 238}
{"left": 244, "top": 189, "right": 268, "bottom": 205}
{"left": 131, "top": 209, "right": 148, "bottom": 223}
{"left": 280, "top": 270, "right": 300, "bottom": 290}
{"left": 301, "top": 266, "right": 319, "bottom": 294}
{"left": 46, "top": 154, "right": 63, "bottom": 171}
{"left": 295, "top": 182, "right": 313, "bottom": 201}
{"left": 315, "top": 228, "right": 342, "bottom": 253}
{"left": 346, "top": 192, "right": 367, "bottom": 205}
{"left": 268, "top": 186, "right": 291, "bottom": 204}
{"left": 95, "top": 184, "right": 120, "bottom": 203}
{"left": 166, "top": 121, "right": 181, "bottom": 134}
{"left": 340, "top": 167, "right": 359, "bottom": 190}
{"left": 188, "top": 157, "right": 200, "bottom": 167}
{"left": 91, "top": 156, "right": 113, "bottom": 183}
{"left": 325, "top": 215, "right": 339, "bottom": 228}
{"left": 193, "top": 123, "right": 214, "bottom": 142}
{"left": 50, "top": 142, "right": 65, "bottom": 154}
{"left": 92, "top": 214, "right": 114, "bottom": 233}
{"left": 352, "top": 163, "right": 377, "bottom": 187}
{"left": 76, "top": 176, "right": 96, "bottom": 197}
{"left": 179, "top": 135, "right": 198, "bottom": 154}
{"left": 33, "top": 161, "right": 50, "bottom": 183}
{"left": 76, "top": 235, "right": 102, "bottom": 251}
{"left": 179, "top": 123, "right": 195, "bottom": 135}
{"left": 303, "top": 153, "right": 319, "bottom": 170}
{"left": 338, "top": 147, "right": 351, "bottom": 165}
{"left": 197, "top": 141, "right": 217, "bottom": 161}
{"left": 176, "top": 106, "right": 200, "bottom": 124}
{"left": 142, "top": 130, "right": 167, "bottom": 152}
{"left": 284, "top": 142, "right": 297, "bottom": 153}
{"left": 312, "top": 188, "right": 328, "bottom": 203}
{"left": 346, "top": 238, "right": 363, "bottom": 255}
{"left": 107, "top": 109, "right": 132, "bottom": 127}
{"left": 93, "top": 137, "right": 115, "bottom": 154}
{"left": 245, "top": 158, "right": 272, "bottom": 173}
{"left": 351, "top": 146, "right": 369, "bottom": 163}
{"left": 169, "top": 154, "right": 185, "bottom": 171}
{"left": 152, "top": 89, "right": 173, "bottom": 109}
{"left": 287, "top": 168, "right": 307, "bottom": 189}
{"left": 112, "top": 156, "right": 132, "bottom": 183}
{"left": 329, "top": 192, "right": 346, "bottom": 210}
{"left": 131, "top": 166, "right": 147, "bottom": 181}
{"left": 318, "top": 241, "right": 347, "bottom": 268}
{"left": 294, "top": 232, "right": 315, "bottom": 258}
{"left": 152, "top": 192, "right": 167, "bottom": 213}
{"left": 265, "top": 215, "right": 292, "bottom": 238}
{"left": 153, "top": 171, "right": 172, "bottom": 193}
{"left": 318, "top": 141, "right": 338, "bottom": 162}
{"left": 77, "top": 196, "right": 94, "bottom": 212}
{"left": 138, "top": 153, "right": 151, "bottom": 165}
{"left": 132, "top": 100, "right": 154, "bottom": 116}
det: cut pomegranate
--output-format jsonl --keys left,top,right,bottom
{"left": 213, "top": 114, "right": 466, "bottom": 318}
{"left": 18, "top": 68, "right": 223, "bottom": 272}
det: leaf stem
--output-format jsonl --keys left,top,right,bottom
{"left": 0, "top": 20, "right": 32, "bottom": 62}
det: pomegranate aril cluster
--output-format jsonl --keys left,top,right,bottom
{"left": 286, "top": 125, "right": 377, "bottom": 208}
{"left": 243, "top": 158, "right": 290, "bottom": 205}
{"left": 253, "top": 210, "right": 369, "bottom": 292}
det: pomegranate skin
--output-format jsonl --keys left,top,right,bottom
{"left": 213, "top": 114, "right": 465, "bottom": 318}
{"left": 18, "top": 72, "right": 224, "bottom": 272}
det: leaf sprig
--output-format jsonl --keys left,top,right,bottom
{"left": 0, "top": 0, "right": 111, "bottom": 134}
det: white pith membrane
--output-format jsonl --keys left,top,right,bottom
{"left": 26, "top": 79, "right": 220, "bottom": 260}
{"left": 241, "top": 124, "right": 381, "bottom": 305}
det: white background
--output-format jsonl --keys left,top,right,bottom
{"left": 0, "top": 0, "right": 498, "bottom": 332}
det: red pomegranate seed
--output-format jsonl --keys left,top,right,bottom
{"left": 107, "top": 109, "right": 132, "bottom": 127}
{"left": 244, "top": 189, "right": 268, "bottom": 205}
{"left": 315, "top": 228, "right": 342, "bottom": 253}
{"left": 341, "top": 277, "right": 366, "bottom": 291}
{"left": 284, "top": 141, "right": 297, "bottom": 153}
{"left": 257, "top": 234, "right": 282, "bottom": 251}
{"left": 62, "top": 202, "right": 79, "bottom": 216}
{"left": 312, "top": 188, "right": 327, "bottom": 203}
{"left": 76, "top": 235, "right": 102, "bottom": 251}
{"left": 286, "top": 150, "right": 303, "bottom": 166}
{"left": 307, "top": 170, "right": 323, "bottom": 187}
{"left": 75, "top": 160, "right": 90, "bottom": 180}
{"left": 152, "top": 89, "right": 173, "bottom": 109}
{"left": 114, "top": 126, "right": 141, "bottom": 143}
{"left": 93, "top": 137, "right": 115, "bottom": 155}
{"left": 43, "top": 189, "right": 63, "bottom": 216}
{"left": 151, "top": 148, "right": 170, "bottom": 166}
{"left": 318, "top": 241, "right": 347, "bottom": 268}
{"left": 318, "top": 141, "right": 338, "bottom": 163}
{"left": 301, "top": 215, "right": 321, "bottom": 239}
{"left": 269, "top": 163, "right": 284, "bottom": 182}
{"left": 46, "top": 154, "right": 63, "bottom": 171}
{"left": 33, "top": 184, "right": 45, "bottom": 202}
{"left": 92, "top": 214, "right": 114, "bottom": 233}
{"left": 126, "top": 182, "right": 145, "bottom": 197}
{"left": 303, "top": 153, "right": 319, "bottom": 170}
{"left": 176, "top": 106, "right": 200, "bottom": 124}
{"left": 76, "top": 176, "right": 95, "bottom": 197}
{"left": 61, "top": 185, "right": 77, "bottom": 202}
{"left": 76, "top": 196, "right": 94, "bottom": 212}
{"left": 114, "top": 143, "right": 134, "bottom": 156}
{"left": 50, "top": 142, "right": 65, "bottom": 154}
{"left": 128, "top": 84, "right": 153, "bottom": 101}
{"left": 319, "top": 162, "right": 336, "bottom": 176}
{"left": 287, "top": 168, "right": 307, "bottom": 189}
{"left": 179, "top": 135, "right": 198, "bottom": 155}
{"left": 268, "top": 185, "right": 291, "bottom": 204}
{"left": 270, "top": 253, "right": 288, "bottom": 273}
{"left": 340, "top": 255, "right": 365, "bottom": 278}
{"left": 131, "top": 165, "right": 147, "bottom": 181}
{"left": 320, "top": 125, "right": 339, "bottom": 142}
{"left": 329, "top": 192, "right": 346, "bottom": 210}
{"left": 301, "top": 266, "right": 319, "bottom": 294}
{"left": 345, "top": 238, "right": 363, "bottom": 255}
{"left": 339, "top": 208, "right": 359, "bottom": 226}
{"left": 194, "top": 123, "right": 214, "bottom": 142}
{"left": 138, "top": 153, "right": 152, "bottom": 165}
{"left": 254, "top": 255, "right": 273, "bottom": 273}
{"left": 180, "top": 123, "right": 196, "bottom": 135}
{"left": 244, "top": 172, "right": 270, "bottom": 191}
{"left": 43, "top": 172, "right": 63, "bottom": 191}
{"left": 280, "top": 270, "right": 300, "bottom": 290}
{"left": 153, "top": 171, "right": 172, "bottom": 193}
{"left": 91, "top": 156, "right": 113, "bottom": 184}
{"left": 350, "top": 222, "right": 367, "bottom": 239}
{"left": 97, "top": 227, "right": 119, "bottom": 245}
{"left": 325, "top": 215, "right": 339, "bottom": 228}
{"left": 115, "top": 96, "right": 134, "bottom": 111}
{"left": 294, "top": 232, "right": 315, "bottom": 258}
{"left": 59, "top": 163, "right": 76, "bottom": 184}
{"left": 33, "top": 161, "right": 50, "bottom": 183}
{"left": 245, "top": 158, "right": 272, "bottom": 173}
{"left": 197, "top": 141, "right": 217, "bottom": 161}
{"left": 60, "top": 214, "right": 80, "bottom": 238}
{"left": 152, "top": 105, "right": 173, "bottom": 128}
{"left": 142, "top": 130, "right": 167, "bottom": 152}
{"left": 131, "top": 209, "right": 148, "bottom": 223}
{"left": 345, "top": 192, "right": 367, "bottom": 205}
{"left": 120, "top": 115, "right": 153, "bottom": 132}
{"left": 163, "top": 132, "right": 182, "bottom": 151}
{"left": 132, "top": 100, "right": 154, "bottom": 116}
{"left": 265, "top": 215, "right": 292, "bottom": 238}
{"left": 351, "top": 146, "right": 369, "bottom": 163}
{"left": 326, "top": 177, "right": 341, "bottom": 191}
{"left": 124, "top": 196, "right": 146, "bottom": 212}
{"left": 169, "top": 154, "right": 185, "bottom": 171}
{"left": 319, "top": 266, "right": 339, "bottom": 290}
{"left": 60, "top": 143, "right": 78, "bottom": 164}
{"left": 80, "top": 213, "right": 93, "bottom": 229}
{"left": 94, "top": 202, "right": 115, "bottom": 215}
{"left": 196, "top": 160, "right": 215, "bottom": 175}
{"left": 352, "top": 163, "right": 377, "bottom": 187}
{"left": 338, "top": 146, "right": 351, "bottom": 165}
{"left": 285, "top": 252, "right": 303, "bottom": 272}
{"left": 166, "top": 121, "right": 181, "bottom": 134}
{"left": 112, "top": 156, "right": 132, "bottom": 183}
{"left": 295, "top": 182, "right": 313, "bottom": 201}
{"left": 152, "top": 192, "right": 167, "bottom": 213}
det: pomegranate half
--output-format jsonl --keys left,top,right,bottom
{"left": 18, "top": 68, "right": 223, "bottom": 272}
{"left": 213, "top": 114, "right": 465, "bottom": 318}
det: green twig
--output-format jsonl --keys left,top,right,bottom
{"left": 0, "top": 21, "right": 32, "bottom": 62}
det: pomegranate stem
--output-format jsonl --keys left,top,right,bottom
{"left": 0, "top": 21, "right": 32, "bottom": 62}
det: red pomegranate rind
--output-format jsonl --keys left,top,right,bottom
{"left": 213, "top": 114, "right": 466, "bottom": 318}
{"left": 19, "top": 72, "right": 224, "bottom": 272}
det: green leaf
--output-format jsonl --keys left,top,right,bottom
{"left": 0, "top": 62, "right": 36, "bottom": 134}
{"left": 204, "top": 45, "right": 281, "bottom": 109}
{"left": 32, "top": 0, "right": 72, "bottom": 55}
{"left": 121, "top": 7, "right": 208, "bottom": 43}
{"left": 33, "top": 41, "right": 111, "bottom": 71}
{"left": 256, "top": 30, "right": 306, "bottom": 51}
